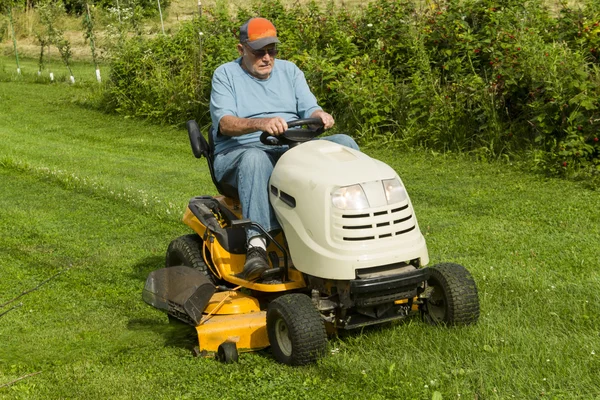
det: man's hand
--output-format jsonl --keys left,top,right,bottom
{"left": 258, "top": 117, "right": 288, "bottom": 136}
{"left": 311, "top": 110, "right": 335, "bottom": 130}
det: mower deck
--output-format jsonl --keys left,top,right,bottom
{"left": 196, "top": 311, "right": 269, "bottom": 354}
{"left": 196, "top": 291, "right": 269, "bottom": 354}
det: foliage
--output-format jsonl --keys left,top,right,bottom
{"left": 411, "top": 0, "right": 600, "bottom": 175}
{"left": 0, "top": 13, "right": 7, "bottom": 43}
{"left": 97, "top": 0, "right": 153, "bottom": 56}
{"left": 82, "top": 1, "right": 99, "bottom": 68}
{"left": 0, "top": 0, "right": 15, "bottom": 12}
{"left": 32, "top": 2, "right": 50, "bottom": 73}
{"left": 33, "top": 30, "right": 47, "bottom": 73}
{"left": 95, "top": 0, "right": 600, "bottom": 183}
{"left": 94, "top": 0, "right": 171, "bottom": 18}
{"left": 37, "top": 0, "right": 74, "bottom": 77}
{"left": 101, "top": 16, "right": 237, "bottom": 122}
{"left": 0, "top": 0, "right": 170, "bottom": 16}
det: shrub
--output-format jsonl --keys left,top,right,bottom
{"left": 2, "top": 0, "right": 170, "bottom": 16}
{"left": 0, "top": 12, "right": 7, "bottom": 42}
{"left": 98, "top": 0, "right": 600, "bottom": 183}
{"left": 101, "top": 6, "right": 238, "bottom": 123}
{"left": 409, "top": 0, "right": 599, "bottom": 174}
{"left": 94, "top": 0, "right": 171, "bottom": 18}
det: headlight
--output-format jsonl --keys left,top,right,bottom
{"left": 331, "top": 184, "right": 370, "bottom": 210}
{"left": 383, "top": 178, "right": 407, "bottom": 204}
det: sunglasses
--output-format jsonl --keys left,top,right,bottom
{"left": 246, "top": 46, "right": 279, "bottom": 58}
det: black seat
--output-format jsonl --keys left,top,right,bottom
{"left": 186, "top": 120, "right": 239, "bottom": 200}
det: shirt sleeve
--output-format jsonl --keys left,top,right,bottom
{"left": 293, "top": 66, "right": 322, "bottom": 119}
{"left": 209, "top": 66, "right": 237, "bottom": 133}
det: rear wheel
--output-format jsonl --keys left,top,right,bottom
{"left": 423, "top": 263, "right": 480, "bottom": 326}
{"left": 165, "top": 234, "right": 216, "bottom": 284}
{"left": 266, "top": 294, "right": 327, "bottom": 366}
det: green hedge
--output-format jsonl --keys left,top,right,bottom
{"left": 99, "top": 0, "right": 600, "bottom": 182}
{"left": 1, "top": 0, "right": 170, "bottom": 16}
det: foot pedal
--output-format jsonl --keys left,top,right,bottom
{"left": 260, "top": 267, "right": 284, "bottom": 280}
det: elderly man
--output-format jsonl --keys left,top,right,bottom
{"left": 210, "top": 17, "right": 359, "bottom": 280}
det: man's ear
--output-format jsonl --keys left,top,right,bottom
{"left": 236, "top": 44, "right": 244, "bottom": 56}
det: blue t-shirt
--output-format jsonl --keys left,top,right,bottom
{"left": 209, "top": 58, "right": 322, "bottom": 155}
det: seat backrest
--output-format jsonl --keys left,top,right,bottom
{"left": 186, "top": 120, "right": 210, "bottom": 159}
{"left": 186, "top": 120, "right": 239, "bottom": 200}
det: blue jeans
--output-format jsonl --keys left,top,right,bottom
{"left": 213, "top": 134, "right": 359, "bottom": 240}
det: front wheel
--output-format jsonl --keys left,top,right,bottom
{"left": 423, "top": 263, "right": 480, "bottom": 326}
{"left": 266, "top": 294, "right": 327, "bottom": 366}
{"left": 216, "top": 342, "right": 239, "bottom": 363}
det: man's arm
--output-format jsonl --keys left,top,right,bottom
{"left": 221, "top": 111, "right": 333, "bottom": 136}
{"left": 219, "top": 115, "right": 289, "bottom": 137}
{"left": 219, "top": 110, "right": 334, "bottom": 136}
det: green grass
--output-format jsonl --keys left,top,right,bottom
{"left": 0, "top": 55, "right": 106, "bottom": 84}
{"left": 1, "top": 79, "right": 599, "bottom": 399}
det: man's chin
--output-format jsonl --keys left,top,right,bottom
{"left": 255, "top": 68, "right": 272, "bottom": 79}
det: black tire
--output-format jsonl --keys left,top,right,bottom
{"left": 165, "top": 234, "right": 216, "bottom": 284}
{"left": 216, "top": 342, "right": 239, "bottom": 363}
{"left": 424, "top": 263, "right": 480, "bottom": 326}
{"left": 266, "top": 293, "right": 327, "bottom": 366}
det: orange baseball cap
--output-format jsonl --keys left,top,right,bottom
{"left": 239, "top": 18, "right": 280, "bottom": 50}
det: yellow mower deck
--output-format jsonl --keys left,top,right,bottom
{"left": 196, "top": 291, "right": 269, "bottom": 354}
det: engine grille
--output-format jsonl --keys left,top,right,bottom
{"left": 331, "top": 202, "right": 416, "bottom": 243}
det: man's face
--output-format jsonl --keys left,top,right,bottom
{"left": 238, "top": 43, "right": 278, "bottom": 80}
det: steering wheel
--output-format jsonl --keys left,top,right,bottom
{"left": 259, "top": 118, "right": 325, "bottom": 148}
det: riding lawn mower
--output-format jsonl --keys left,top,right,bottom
{"left": 143, "top": 119, "right": 480, "bottom": 365}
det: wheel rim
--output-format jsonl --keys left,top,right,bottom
{"left": 274, "top": 318, "right": 292, "bottom": 357}
{"left": 428, "top": 283, "right": 447, "bottom": 321}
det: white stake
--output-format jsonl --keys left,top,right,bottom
{"left": 96, "top": 68, "right": 101, "bottom": 83}
{"left": 69, "top": 75, "right": 75, "bottom": 84}
{"left": 49, "top": 72, "right": 54, "bottom": 81}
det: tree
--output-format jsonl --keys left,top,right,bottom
{"left": 1, "top": 0, "right": 22, "bottom": 74}
{"left": 38, "top": 0, "right": 75, "bottom": 82}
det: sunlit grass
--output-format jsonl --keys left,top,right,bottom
{"left": 0, "top": 80, "right": 599, "bottom": 399}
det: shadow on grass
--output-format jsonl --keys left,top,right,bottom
{"left": 330, "top": 316, "right": 424, "bottom": 345}
{"left": 129, "top": 255, "right": 164, "bottom": 282}
{"left": 128, "top": 317, "right": 199, "bottom": 351}
{"left": 128, "top": 257, "right": 202, "bottom": 355}
{"left": 126, "top": 317, "right": 279, "bottom": 364}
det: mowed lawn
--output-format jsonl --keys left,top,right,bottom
{"left": 0, "top": 77, "right": 599, "bottom": 399}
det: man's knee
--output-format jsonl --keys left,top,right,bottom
{"left": 238, "top": 148, "right": 274, "bottom": 174}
